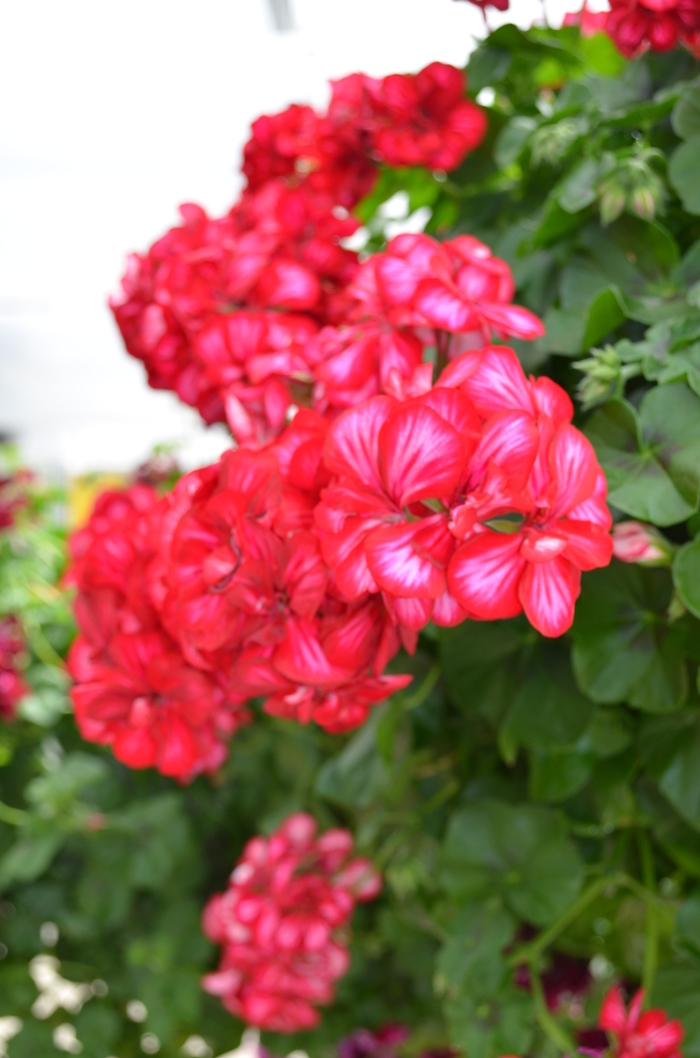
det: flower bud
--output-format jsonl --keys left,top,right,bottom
{"left": 612, "top": 521, "right": 674, "bottom": 566}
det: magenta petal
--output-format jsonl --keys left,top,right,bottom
{"left": 365, "top": 521, "right": 448, "bottom": 599}
{"left": 518, "top": 556, "right": 581, "bottom": 637}
{"left": 448, "top": 531, "right": 525, "bottom": 620}
{"left": 379, "top": 403, "right": 465, "bottom": 507}
{"left": 324, "top": 396, "right": 397, "bottom": 490}
{"left": 413, "top": 278, "right": 476, "bottom": 331}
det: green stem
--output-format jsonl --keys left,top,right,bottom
{"left": 530, "top": 970, "right": 577, "bottom": 1055}
{"left": 0, "top": 801, "right": 28, "bottom": 826}
{"left": 508, "top": 873, "right": 621, "bottom": 968}
{"left": 25, "top": 623, "right": 65, "bottom": 669}
{"left": 403, "top": 661, "right": 440, "bottom": 711}
{"left": 637, "top": 831, "right": 659, "bottom": 1000}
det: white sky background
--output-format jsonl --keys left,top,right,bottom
{"left": 0, "top": 0, "right": 591, "bottom": 475}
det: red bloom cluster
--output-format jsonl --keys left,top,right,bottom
{"left": 111, "top": 64, "right": 488, "bottom": 447}
{"left": 0, "top": 616, "right": 29, "bottom": 720}
{"left": 605, "top": 0, "right": 700, "bottom": 55}
{"left": 150, "top": 414, "right": 410, "bottom": 733}
{"left": 317, "top": 344, "right": 612, "bottom": 639}
{"left": 599, "top": 986, "right": 684, "bottom": 1058}
{"left": 67, "top": 485, "right": 250, "bottom": 781}
{"left": 201, "top": 812, "right": 381, "bottom": 1032}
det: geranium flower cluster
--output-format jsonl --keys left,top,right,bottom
{"left": 68, "top": 341, "right": 612, "bottom": 776}
{"left": 201, "top": 812, "right": 381, "bottom": 1032}
{"left": 110, "top": 64, "right": 488, "bottom": 446}
{"left": 0, "top": 616, "right": 29, "bottom": 720}
{"left": 67, "top": 485, "right": 251, "bottom": 781}
{"left": 458, "top": 0, "right": 700, "bottom": 58}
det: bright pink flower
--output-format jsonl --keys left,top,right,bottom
{"left": 598, "top": 986, "right": 684, "bottom": 1058}
{"left": 151, "top": 420, "right": 409, "bottom": 732}
{"left": 305, "top": 322, "right": 428, "bottom": 414}
{"left": 605, "top": 0, "right": 700, "bottom": 54}
{"left": 611, "top": 521, "right": 674, "bottom": 566}
{"left": 68, "top": 484, "right": 250, "bottom": 780}
{"left": 202, "top": 812, "right": 381, "bottom": 1032}
{"left": 194, "top": 310, "right": 319, "bottom": 445}
{"left": 0, "top": 616, "right": 28, "bottom": 720}
{"left": 69, "top": 630, "right": 246, "bottom": 780}
{"left": 368, "top": 63, "right": 487, "bottom": 171}
{"left": 349, "top": 234, "right": 545, "bottom": 355}
{"left": 110, "top": 186, "right": 361, "bottom": 440}
{"left": 447, "top": 368, "right": 613, "bottom": 637}
{"left": 315, "top": 357, "right": 544, "bottom": 636}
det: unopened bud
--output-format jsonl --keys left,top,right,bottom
{"left": 599, "top": 181, "right": 626, "bottom": 225}
{"left": 612, "top": 522, "right": 674, "bottom": 566}
{"left": 630, "top": 185, "right": 656, "bottom": 220}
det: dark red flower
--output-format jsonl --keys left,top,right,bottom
{"left": 202, "top": 812, "right": 382, "bottom": 1032}
{"left": 598, "top": 986, "right": 684, "bottom": 1058}
{"left": 68, "top": 484, "right": 250, "bottom": 780}
{"left": 368, "top": 63, "right": 487, "bottom": 171}
{"left": 0, "top": 616, "right": 28, "bottom": 720}
{"left": 605, "top": 0, "right": 700, "bottom": 55}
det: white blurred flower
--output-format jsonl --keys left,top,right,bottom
{"left": 127, "top": 999, "right": 148, "bottom": 1023}
{"left": 29, "top": 955, "right": 92, "bottom": 1019}
{"left": 0, "top": 1017, "right": 23, "bottom": 1057}
{"left": 181, "top": 1036, "right": 213, "bottom": 1057}
{"left": 53, "top": 1023, "right": 82, "bottom": 1054}
{"left": 215, "top": 1030, "right": 309, "bottom": 1058}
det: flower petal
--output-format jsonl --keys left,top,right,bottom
{"left": 324, "top": 397, "right": 396, "bottom": 490}
{"left": 379, "top": 403, "right": 465, "bottom": 507}
{"left": 413, "top": 278, "right": 476, "bottom": 331}
{"left": 519, "top": 555, "right": 581, "bottom": 637}
{"left": 448, "top": 531, "right": 525, "bottom": 620}
{"left": 548, "top": 424, "right": 600, "bottom": 518}
{"left": 365, "top": 519, "right": 450, "bottom": 599}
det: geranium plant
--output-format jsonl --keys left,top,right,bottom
{"left": 3, "top": 6, "right": 700, "bottom": 1057}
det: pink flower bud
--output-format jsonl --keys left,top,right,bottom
{"left": 612, "top": 521, "right": 673, "bottom": 566}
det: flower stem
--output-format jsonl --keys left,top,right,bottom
{"left": 637, "top": 830, "right": 659, "bottom": 1000}
{"left": 530, "top": 970, "right": 577, "bottom": 1054}
{"left": 0, "top": 801, "right": 28, "bottom": 826}
{"left": 402, "top": 661, "right": 440, "bottom": 711}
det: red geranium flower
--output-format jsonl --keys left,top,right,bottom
{"left": 605, "top": 0, "right": 700, "bottom": 55}
{"left": 599, "top": 986, "right": 684, "bottom": 1058}
{"left": 201, "top": 812, "right": 381, "bottom": 1032}
{"left": 68, "top": 484, "right": 250, "bottom": 780}
{"left": 368, "top": 63, "right": 488, "bottom": 171}
{"left": 0, "top": 616, "right": 29, "bottom": 720}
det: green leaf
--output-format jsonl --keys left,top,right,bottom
{"left": 495, "top": 117, "right": 537, "bottom": 169}
{"left": 314, "top": 711, "right": 390, "bottom": 808}
{"left": 670, "top": 138, "right": 700, "bottom": 215}
{"left": 653, "top": 961, "right": 700, "bottom": 1055}
{"left": 586, "top": 385, "right": 700, "bottom": 524}
{"left": 468, "top": 47, "right": 512, "bottom": 93}
{"left": 674, "top": 891, "right": 700, "bottom": 961}
{"left": 659, "top": 721, "right": 700, "bottom": 830}
{"left": 673, "top": 535, "right": 700, "bottom": 618}
{"left": 581, "top": 286, "right": 627, "bottom": 350}
{"left": 572, "top": 564, "right": 687, "bottom": 712}
{"left": 444, "top": 985, "right": 534, "bottom": 1058}
{"left": 557, "top": 158, "right": 601, "bottom": 213}
{"left": 672, "top": 81, "right": 700, "bottom": 141}
{"left": 442, "top": 799, "right": 584, "bottom": 926}
{"left": 0, "top": 830, "right": 65, "bottom": 890}
{"left": 25, "top": 752, "right": 108, "bottom": 809}
{"left": 439, "top": 619, "right": 532, "bottom": 720}
{"left": 529, "top": 745, "right": 595, "bottom": 802}
{"left": 436, "top": 899, "right": 515, "bottom": 999}
{"left": 505, "top": 646, "right": 594, "bottom": 750}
